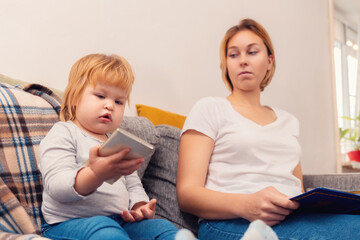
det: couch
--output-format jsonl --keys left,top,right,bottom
{"left": 1, "top": 74, "right": 360, "bottom": 239}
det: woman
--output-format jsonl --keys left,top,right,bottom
{"left": 176, "top": 18, "right": 360, "bottom": 240}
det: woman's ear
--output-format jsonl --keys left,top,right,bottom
{"left": 267, "top": 54, "right": 274, "bottom": 70}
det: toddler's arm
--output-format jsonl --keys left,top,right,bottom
{"left": 74, "top": 145, "right": 144, "bottom": 195}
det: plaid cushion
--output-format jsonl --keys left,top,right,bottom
{"left": 0, "top": 83, "right": 61, "bottom": 238}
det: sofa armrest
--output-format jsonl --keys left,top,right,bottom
{"left": 303, "top": 173, "right": 360, "bottom": 191}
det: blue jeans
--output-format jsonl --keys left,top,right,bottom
{"left": 41, "top": 215, "right": 179, "bottom": 240}
{"left": 199, "top": 212, "right": 360, "bottom": 240}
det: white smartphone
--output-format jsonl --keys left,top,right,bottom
{"left": 99, "top": 128, "right": 155, "bottom": 159}
{"left": 98, "top": 128, "right": 155, "bottom": 184}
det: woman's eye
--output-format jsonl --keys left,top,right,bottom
{"left": 249, "top": 51, "right": 258, "bottom": 55}
{"left": 228, "top": 53, "right": 238, "bottom": 58}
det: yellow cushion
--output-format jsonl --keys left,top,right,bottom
{"left": 136, "top": 104, "right": 186, "bottom": 129}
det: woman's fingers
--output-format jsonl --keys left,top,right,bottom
{"left": 264, "top": 220, "right": 282, "bottom": 227}
{"left": 248, "top": 187, "right": 298, "bottom": 225}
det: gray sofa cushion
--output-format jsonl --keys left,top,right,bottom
{"left": 142, "top": 124, "right": 199, "bottom": 234}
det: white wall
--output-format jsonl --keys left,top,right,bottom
{"left": 0, "top": 0, "right": 337, "bottom": 174}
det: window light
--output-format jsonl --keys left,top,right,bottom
{"left": 346, "top": 40, "right": 353, "bottom": 47}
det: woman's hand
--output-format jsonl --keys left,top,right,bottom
{"left": 121, "top": 199, "right": 157, "bottom": 222}
{"left": 242, "top": 186, "right": 299, "bottom": 226}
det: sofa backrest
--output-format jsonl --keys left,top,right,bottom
{"left": 120, "top": 117, "right": 199, "bottom": 233}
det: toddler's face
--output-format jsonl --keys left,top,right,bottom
{"left": 73, "top": 83, "right": 127, "bottom": 139}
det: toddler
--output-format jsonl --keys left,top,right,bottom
{"left": 39, "top": 53, "right": 195, "bottom": 240}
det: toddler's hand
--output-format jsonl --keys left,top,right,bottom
{"left": 121, "top": 199, "right": 157, "bottom": 223}
{"left": 88, "top": 145, "right": 144, "bottom": 182}
{"left": 74, "top": 146, "right": 144, "bottom": 196}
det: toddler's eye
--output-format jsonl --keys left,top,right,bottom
{"left": 96, "top": 94, "right": 105, "bottom": 99}
{"left": 115, "top": 100, "right": 123, "bottom": 105}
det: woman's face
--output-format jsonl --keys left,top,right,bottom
{"left": 226, "top": 29, "right": 273, "bottom": 93}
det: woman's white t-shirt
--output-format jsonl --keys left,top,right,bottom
{"left": 182, "top": 97, "right": 302, "bottom": 197}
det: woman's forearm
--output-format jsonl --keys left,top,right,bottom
{"left": 177, "top": 185, "right": 248, "bottom": 220}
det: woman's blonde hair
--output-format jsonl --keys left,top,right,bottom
{"left": 219, "top": 18, "right": 276, "bottom": 91}
{"left": 60, "top": 53, "right": 134, "bottom": 121}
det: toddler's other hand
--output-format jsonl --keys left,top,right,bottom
{"left": 121, "top": 199, "right": 157, "bottom": 222}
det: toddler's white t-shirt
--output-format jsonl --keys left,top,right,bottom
{"left": 182, "top": 97, "right": 302, "bottom": 197}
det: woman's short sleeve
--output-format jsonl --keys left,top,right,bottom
{"left": 181, "top": 97, "right": 220, "bottom": 140}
